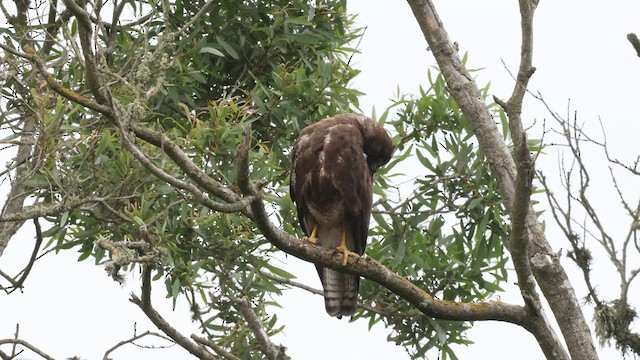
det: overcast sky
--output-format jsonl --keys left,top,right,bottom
{"left": 2, "top": 0, "right": 640, "bottom": 359}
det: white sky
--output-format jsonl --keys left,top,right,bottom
{"left": 1, "top": 0, "right": 640, "bottom": 359}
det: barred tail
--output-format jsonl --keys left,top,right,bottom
{"left": 322, "top": 267, "right": 359, "bottom": 318}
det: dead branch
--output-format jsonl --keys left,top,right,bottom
{"left": 0, "top": 339, "right": 55, "bottom": 360}
{"left": 103, "top": 330, "right": 174, "bottom": 360}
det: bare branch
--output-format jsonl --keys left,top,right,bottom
{"left": 103, "top": 330, "right": 174, "bottom": 360}
{"left": 0, "top": 339, "right": 55, "bottom": 360}
{"left": 538, "top": 172, "right": 601, "bottom": 306}
{"left": 0, "top": 218, "right": 44, "bottom": 293}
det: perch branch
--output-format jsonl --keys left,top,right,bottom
{"left": 236, "top": 128, "right": 528, "bottom": 325}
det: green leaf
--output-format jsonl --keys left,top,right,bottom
{"left": 215, "top": 36, "right": 239, "bottom": 60}
{"left": 199, "top": 46, "right": 225, "bottom": 57}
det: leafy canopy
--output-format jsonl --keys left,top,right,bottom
{"left": 1, "top": 0, "right": 511, "bottom": 358}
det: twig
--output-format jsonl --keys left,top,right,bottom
{"left": 3, "top": 218, "right": 44, "bottom": 293}
{"left": 538, "top": 172, "right": 601, "bottom": 307}
{"left": 103, "top": 330, "right": 174, "bottom": 360}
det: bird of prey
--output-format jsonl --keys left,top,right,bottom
{"left": 290, "top": 113, "right": 394, "bottom": 317}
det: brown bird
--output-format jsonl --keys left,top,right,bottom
{"left": 290, "top": 113, "right": 394, "bottom": 317}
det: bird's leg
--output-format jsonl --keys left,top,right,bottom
{"left": 336, "top": 229, "right": 359, "bottom": 265}
{"left": 303, "top": 225, "right": 318, "bottom": 244}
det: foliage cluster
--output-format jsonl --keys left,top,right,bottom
{"left": 1, "top": 1, "right": 511, "bottom": 358}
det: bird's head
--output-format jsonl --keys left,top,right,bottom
{"left": 362, "top": 120, "right": 394, "bottom": 173}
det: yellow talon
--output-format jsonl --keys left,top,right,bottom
{"left": 337, "top": 229, "right": 358, "bottom": 265}
{"left": 304, "top": 225, "right": 318, "bottom": 244}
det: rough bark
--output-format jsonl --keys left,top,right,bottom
{"left": 405, "top": 0, "right": 598, "bottom": 359}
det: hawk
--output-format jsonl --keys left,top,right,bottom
{"left": 290, "top": 113, "right": 394, "bottom": 317}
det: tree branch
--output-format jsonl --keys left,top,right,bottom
{"left": 510, "top": 134, "right": 537, "bottom": 310}
{"left": 0, "top": 339, "right": 55, "bottom": 360}
{"left": 0, "top": 197, "right": 107, "bottom": 223}
{"left": 114, "top": 119, "right": 253, "bottom": 213}
{"left": 191, "top": 335, "right": 241, "bottom": 360}
{"left": 234, "top": 297, "right": 285, "bottom": 360}
{"left": 627, "top": 33, "right": 640, "bottom": 58}
{"left": 60, "top": 0, "right": 111, "bottom": 106}
{"left": 129, "top": 266, "right": 216, "bottom": 360}
{"left": 0, "top": 118, "right": 35, "bottom": 257}
{"left": 237, "top": 129, "right": 528, "bottom": 325}
{"left": 405, "top": 0, "right": 597, "bottom": 358}
{"left": 103, "top": 330, "right": 174, "bottom": 360}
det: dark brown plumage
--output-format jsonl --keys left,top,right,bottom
{"left": 290, "top": 113, "right": 394, "bottom": 317}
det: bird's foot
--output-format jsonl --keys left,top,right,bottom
{"left": 303, "top": 225, "right": 318, "bottom": 244}
{"left": 302, "top": 235, "right": 317, "bottom": 245}
{"left": 336, "top": 243, "right": 359, "bottom": 266}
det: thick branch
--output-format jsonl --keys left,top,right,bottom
{"left": 510, "top": 134, "right": 537, "bottom": 310}
{"left": 405, "top": 0, "right": 597, "bottom": 359}
{"left": 0, "top": 119, "right": 35, "bottom": 257}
